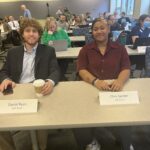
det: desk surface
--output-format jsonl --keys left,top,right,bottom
{"left": 0, "top": 78, "right": 150, "bottom": 131}
{"left": 56, "top": 47, "right": 81, "bottom": 59}
{"left": 125, "top": 45, "right": 145, "bottom": 56}
{"left": 56, "top": 46, "right": 144, "bottom": 59}
{"left": 70, "top": 36, "right": 85, "bottom": 42}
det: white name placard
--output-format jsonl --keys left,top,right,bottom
{"left": 0, "top": 99, "right": 38, "bottom": 114}
{"left": 99, "top": 91, "right": 139, "bottom": 105}
{"left": 137, "top": 46, "right": 146, "bottom": 53}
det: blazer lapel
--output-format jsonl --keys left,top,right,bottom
{"left": 35, "top": 44, "right": 43, "bottom": 72}
{"left": 17, "top": 46, "right": 24, "bottom": 75}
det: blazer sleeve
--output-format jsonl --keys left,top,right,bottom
{"left": 0, "top": 51, "right": 11, "bottom": 83}
{"left": 48, "top": 47, "right": 60, "bottom": 84}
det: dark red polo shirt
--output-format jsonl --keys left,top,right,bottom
{"left": 77, "top": 41, "right": 130, "bottom": 80}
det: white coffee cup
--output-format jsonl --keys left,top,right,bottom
{"left": 33, "top": 79, "right": 45, "bottom": 97}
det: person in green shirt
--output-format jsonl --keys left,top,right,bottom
{"left": 41, "top": 18, "right": 71, "bottom": 81}
{"left": 41, "top": 18, "right": 71, "bottom": 47}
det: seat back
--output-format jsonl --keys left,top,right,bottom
{"left": 145, "top": 47, "right": 150, "bottom": 77}
{"left": 73, "top": 27, "right": 89, "bottom": 36}
{"left": 85, "top": 34, "right": 94, "bottom": 44}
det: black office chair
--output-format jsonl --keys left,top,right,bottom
{"left": 73, "top": 27, "right": 90, "bottom": 36}
{"left": 0, "top": 35, "right": 7, "bottom": 62}
{"left": 85, "top": 33, "right": 94, "bottom": 44}
{"left": 145, "top": 47, "right": 150, "bottom": 77}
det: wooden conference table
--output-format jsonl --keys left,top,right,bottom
{"left": 0, "top": 78, "right": 150, "bottom": 149}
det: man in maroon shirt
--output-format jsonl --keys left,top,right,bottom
{"left": 74, "top": 18, "right": 133, "bottom": 150}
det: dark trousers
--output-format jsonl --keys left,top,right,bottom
{"left": 58, "top": 59, "right": 69, "bottom": 81}
{"left": 73, "top": 126, "right": 132, "bottom": 150}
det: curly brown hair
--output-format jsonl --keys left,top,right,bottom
{"left": 19, "top": 18, "right": 43, "bottom": 41}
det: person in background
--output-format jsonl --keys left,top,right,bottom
{"left": 69, "top": 14, "right": 76, "bottom": 25}
{"left": 63, "top": 7, "right": 72, "bottom": 22}
{"left": 41, "top": 18, "right": 71, "bottom": 47}
{"left": 74, "top": 18, "right": 133, "bottom": 150}
{"left": 41, "top": 18, "right": 71, "bottom": 80}
{"left": 3, "top": 16, "right": 9, "bottom": 23}
{"left": 57, "top": 14, "right": 69, "bottom": 31}
{"left": 43, "top": 17, "right": 51, "bottom": 31}
{"left": 85, "top": 12, "right": 93, "bottom": 22}
{"left": 56, "top": 6, "right": 63, "bottom": 19}
{"left": 107, "top": 15, "right": 122, "bottom": 31}
{"left": 103, "top": 12, "right": 110, "bottom": 19}
{"left": 114, "top": 11, "right": 120, "bottom": 19}
{"left": 20, "top": 4, "right": 32, "bottom": 19}
{"left": 131, "top": 14, "right": 150, "bottom": 43}
{"left": 118, "top": 12, "right": 131, "bottom": 29}
{"left": 107, "top": 15, "right": 123, "bottom": 42}
{"left": 7, "top": 16, "right": 21, "bottom": 46}
{"left": 0, "top": 18, "right": 11, "bottom": 39}
{"left": 18, "top": 16, "right": 24, "bottom": 25}
{"left": 73, "top": 15, "right": 86, "bottom": 26}
{"left": 8, "top": 16, "right": 20, "bottom": 31}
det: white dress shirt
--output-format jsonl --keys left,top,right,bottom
{"left": 8, "top": 20, "right": 20, "bottom": 30}
{"left": 19, "top": 44, "right": 37, "bottom": 83}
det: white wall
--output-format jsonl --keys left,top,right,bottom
{"left": 110, "top": 0, "right": 116, "bottom": 13}
{"left": 133, "top": 0, "right": 150, "bottom": 18}
{"left": 0, "top": 0, "right": 110, "bottom": 19}
{"left": 140, "top": 0, "right": 150, "bottom": 15}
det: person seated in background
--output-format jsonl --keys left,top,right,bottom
{"left": 41, "top": 17, "right": 71, "bottom": 47}
{"left": 2, "top": 16, "right": 21, "bottom": 46}
{"left": 107, "top": 15, "right": 122, "bottom": 31}
{"left": 3, "top": 16, "right": 9, "bottom": 23}
{"left": 118, "top": 12, "right": 131, "bottom": 29}
{"left": 107, "top": 15, "right": 124, "bottom": 42}
{"left": 18, "top": 16, "right": 24, "bottom": 25}
{"left": 43, "top": 17, "right": 51, "bottom": 31}
{"left": 69, "top": 14, "right": 76, "bottom": 25}
{"left": 41, "top": 18, "right": 71, "bottom": 80}
{"left": 0, "top": 18, "right": 11, "bottom": 39}
{"left": 131, "top": 14, "right": 150, "bottom": 43}
{"left": 63, "top": 7, "right": 72, "bottom": 22}
{"left": 74, "top": 18, "right": 133, "bottom": 150}
{"left": 102, "top": 11, "right": 110, "bottom": 19}
{"left": 113, "top": 11, "right": 120, "bottom": 20}
{"left": 8, "top": 16, "right": 20, "bottom": 31}
{"left": 73, "top": 15, "right": 87, "bottom": 27}
{"left": 56, "top": 6, "right": 63, "bottom": 19}
{"left": 0, "top": 18, "right": 60, "bottom": 150}
{"left": 85, "top": 12, "right": 93, "bottom": 22}
{"left": 57, "top": 14, "right": 69, "bottom": 31}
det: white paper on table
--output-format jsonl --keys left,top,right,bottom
{"left": 99, "top": 91, "right": 139, "bottom": 105}
{"left": 0, "top": 99, "right": 38, "bottom": 114}
{"left": 137, "top": 46, "right": 146, "bottom": 53}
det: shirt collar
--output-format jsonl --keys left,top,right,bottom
{"left": 89, "top": 40, "right": 119, "bottom": 52}
{"left": 24, "top": 43, "right": 38, "bottom": 53}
